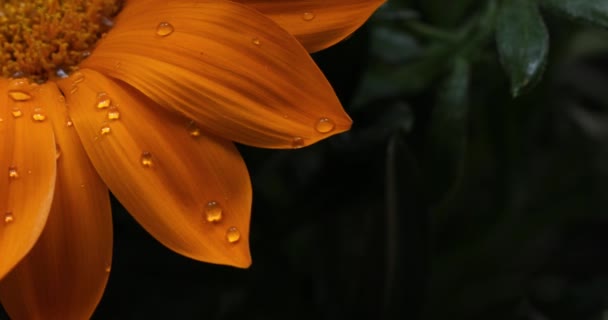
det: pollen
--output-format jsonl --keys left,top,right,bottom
{"left": 0, "top": 0, "right": 122, "bottom": 82}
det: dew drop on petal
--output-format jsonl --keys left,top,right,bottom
{"left": 204, "top": 201, "right": 223, "bottom": 222}
{"left": 72, "top": 71, "right": 85, "bottom": 84}
{"left": 96, "top": 92, "right": 111, "bottom": 109}
{"left": 292, "top": 137, "right": 305, "bottom": 149}
{"left": 105, "top": 265, "right": 111, "bottom": 273}
{"left": 11, "top": 108, "right": 22, "bottom": 118}
{"left": 140, "top": 151, "right": 153, "bottom": 167}
{"left": 315, "top": 117, "right": 335, "bottom": 133}
{"left": 226, "top": 226, "right": 241, "bottom": 243}
{"left": 107, "top": 106, "right": 120, "bottom": 120}
{"left": 8, "top": 90, "right": 31, "bottom": 101}
{"left": 302, "top": 12, "right": 315, "bottom": 21}
{"left": 252, "top": 37, "right": 261, "bottom": 46}
{"left": 32, "top": 108, "right": 46, "bottom": 121}
{"left": 187, "top": 121, "right": 201, "bottom": 137}
{"left": 156, "top": 22, "right": 174, "bottom": 37}
{"left": 4, "top": 212, "right": 13, "bottom": 224}
{"left": 66, "top": 117, "right": 74, "bottom": 127}
{"left": 8, "top": 166, "right": 18, "bottom": 179}
{"left": 56, "top": 68, "right": 68, "bottom": 78}
{"left": 100, "top": 125, "right": 111, "bottom": 135}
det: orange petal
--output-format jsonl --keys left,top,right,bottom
{"left": 81, "top": 0, "right": 351, "bottom": 149}
{"left": 236, "top": 0, "right": 386, "bottom": 52}
{"left": 0, "top": 83, "right": 112, "bottom": 319}
{"left": 57, "top": 69, "right": 252, "bottom": 268}
{"left": 0, "top": 79, "right": 56, "bottom": 280}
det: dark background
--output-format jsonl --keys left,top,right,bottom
{"left": 6, "top": 0, "right": 608, "bottom": 319}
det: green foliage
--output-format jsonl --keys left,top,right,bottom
{"left": 496, "top": 0, "right": 548, "bottom": 96}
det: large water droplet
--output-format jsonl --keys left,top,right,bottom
{"left": 292, "top": 137, "right": 305, "bottom": 149}
{"left": 107, "top": 106, "right": 120, "bottom": 120}
{"left": 156, "top": 22, "right": 174, "bottom": 37}
{"left": 8, "top": 166, "right": 18, "bottom": 179}
{"left": 226, "top": 227, "right": 241, "bottom": 243}
{"left": 32, "top": 108, "right": 46, "bottom": 121}
{"left": 96, "top": 92, "right": 111, "bottom": 109}
{"left": 315, "top": 117, "right": 335, "bottom": 133}
{"left": 8, "top": 91, "right": 31, "bottom": 101}
{"left": 302, "top": 12, "right": 315, "bottom": 21}
{"left": 204, "top": 201, "right": 223, "bottom": 222}
{"left": 140, "top": 151, "right": 153, "bottom": 167}
{"left": 4, "top": 212, "right": 14, "bottom": 224}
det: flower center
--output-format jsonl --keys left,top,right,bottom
{"left": 0, "top": 0, "right": 122, "bottom": 82}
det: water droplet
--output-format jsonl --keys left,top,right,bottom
{"left": 70, "top": 86, "right": 79, "bottom": 94}
{"left": 315, "top": 117, "right": 335, "bottom": 133}
{"left": 8, "top": 90, "right": 31, "bottom": 101}
{"left": 252, "top": 37, "right": 261, "bottom": 46}
{"left": 96, "top": 92, "right": 111, "bottom": 109}
{"left": 56, "top": 68, "right": 68, "bottom": 78}
{"left": 11, "top": 108, "right": 22, "bottom": 118}
{"left": 105, "top": 265, "right": 111, "bottom": 273}
{"left": 8, "top": 166, "right": 18, "bottom": 179}
{"left": 187, "top": 121, "right": 201, "bottom": 137}
{"left": 4, "top": 212, "right": 13, "bottom": 224}
{"left": 204, "top": 201, "right": 223, "bottom": 222}
{"left": 226, "top": 227, "right": 241, "bottom": 243}
{"left": 32, "top": 108, "right": 46, "bottom": 121}
{"left": 101, "top": 16, "right": 114, "bottom": 28}
{"left": 302, "top": 12, "right": 315, "bottom": 21}
{"left": 156, "top": 22, "right": 174, "bottom": 37}
{"left": 107, "top": 106, "right": 120, "bottom": 120}
{"left": 140, "top": 151, "right": 153, "bottom": 167}
{"left": 100, "top": 125, "right": 111, "bottom": 135}
{"left": 66, "top": 117, "right": 74, "bottom": 127}
{"left": 292, "top": 137, "right": 305, "bottom": 149}
{"left": 72, "top": 71, "right": 85, "bottom": 84}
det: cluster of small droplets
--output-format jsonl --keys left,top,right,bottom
{"left": 0, "top": 0, "right": 122, "bottom": 82}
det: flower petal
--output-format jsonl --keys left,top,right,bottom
{"left": 0, "top": 79, "right": 56, "bottom": 280}
{"left": 236, "top": 0, "right": 386, "bottom": 52}
{"left": 81, "top": 0, "right": 351, "bottom": 149}
{"left": 0, "top": 83, "right": 112, "bottom": 319}
{"left": 57, "top": 69, "right": 252, "bottom": 268}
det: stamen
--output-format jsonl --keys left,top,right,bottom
{"left": 0, "top": 0, "right": 122, "bottom": 82}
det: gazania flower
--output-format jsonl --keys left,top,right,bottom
{"left": 0, "top": 0, "right": 384, "bottom": 318}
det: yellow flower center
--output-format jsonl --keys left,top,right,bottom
{"left": 0, "top": 0, "right": 122, "bottom": 82}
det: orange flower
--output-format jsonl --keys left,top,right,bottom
{"left": 0, "top": 0, "right": 384, "bottom": 318}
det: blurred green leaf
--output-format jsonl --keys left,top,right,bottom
{"left": 385, "top": 132, "right": 428, "bottom": 319}
{"left": 426, "top": 58, "right": 470, "bottom": 205}
{"left": 496, "top": 0, "right": 549, "bottom": 96}
{"left": 541, "top": 0, "right": 608, "bottom": 28}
